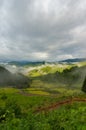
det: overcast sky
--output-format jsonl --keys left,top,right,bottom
{"left": 0, "top": 0, "right": 86, "bottom": 61}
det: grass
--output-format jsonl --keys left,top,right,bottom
{"left": 0, "top": 63, "right": 86, "bottom": 129}
{"left": 0, "top": 87, "right": 85, "bottom": 130}
{"left": 0, "top": 88, "right": 19, "bottom": 94}
{"left": 0, "top": 91, "right": 86, "bottom": 130}
{"left": 28, "top": 64, "right": 74, "bottom": 78}
{"left": 26, "top": 90, "right": 50, "bottom": 96}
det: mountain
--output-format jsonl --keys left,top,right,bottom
{"left": 0, "top": 58, "right": 86, "bottom": 67}
{"left": 59, "top": 58, "right": 86, "bottom": 63}
{"left": 0, "top": 66, "right": 30, "bottom": 88}
{"left": 8, "top": 61, "right": 46, "bottom": 66}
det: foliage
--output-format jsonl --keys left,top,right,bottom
{"left": 0, "top": 100, "right": 86, "bottom": 130}
{"left": 0, "top": 63, "right": 86, "bottom": 129}
{"left": 0, "top": 66, "right": 30, "bottom": 88}
{"left": 82, "top": 77, "right": 86, "bottom": 92}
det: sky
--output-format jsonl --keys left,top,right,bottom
{"left": 0, "top": 0, "right": 86, "bottom": 61}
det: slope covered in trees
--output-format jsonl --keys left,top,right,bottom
{"left": 32, "top": 66, "right": 86, "bottom": 88}
{"left": 0, "top": 66, "right": 30, "bottom": 88}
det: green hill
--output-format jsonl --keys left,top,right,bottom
{"left": 31, "top": 66, "right": 86, "bottom": 88}
{"left": 0, "top": 66, "right": 30, "bottom": 88}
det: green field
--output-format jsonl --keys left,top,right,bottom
{"left": 0, "top": 62, "right": 86, "bottom": 130}
{"left": 0, "top": 87, "right": 86, "bottom": 130}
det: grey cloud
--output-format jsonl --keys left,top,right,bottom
{"left": 0, "top": 0, "right": 86, "bottom": 61}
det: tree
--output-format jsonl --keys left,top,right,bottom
{"left": 82, "top": 77, "right": 86, "bottom": 92}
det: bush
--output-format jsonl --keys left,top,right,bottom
{"left": 82, "top": 77, "right": 86, "bottom": 92}
{"left": 6, "top": 99, "right": 22, "bottom": 118}
{"left": 1, "top": 93, "right": 7, "bottom": 100}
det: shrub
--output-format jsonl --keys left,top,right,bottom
{"left": 82, "top": 77, "right": 86, "bottom": 92}
{"left": 6, "top": 99, "right": 22, "bottom": 118}
{"left": 1, "top": 93, "right": 7, "bottom": 100}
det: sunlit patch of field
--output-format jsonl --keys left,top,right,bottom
{"left": 23, "top": 80, "right": 84, "bottom": 98}
{"left": 76, "top": 61, "right": 86, "bottom": 67}
{"left": 28, "top": 64, "right": 75, "bottom": 78}
{"left": 27, "top": 90, "right": 50, "bottom": 96}
{"left": 0, "top": 87, "right": 19, "bottom": 94}
{"left": 24, "top": 88, "right": 50, "bottom": 96}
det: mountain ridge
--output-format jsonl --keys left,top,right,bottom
{"left": 0, "top": 58, "right": 86, "bottom": 66}
{"left": 59, "top": 58, "right": 86, "bottom": 63}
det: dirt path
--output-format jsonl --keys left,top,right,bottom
{"left": 17, "top": 90, "right": 86, "bottom": 113}
{"left": 34, "top": 98, "right": 86, "bottom": 113}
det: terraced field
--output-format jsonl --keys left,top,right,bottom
{"left": 0, "top": 86, "right": 85, "bottom": 130}
{"left": 0, "top": 62, "right": 86, "bottom": 130}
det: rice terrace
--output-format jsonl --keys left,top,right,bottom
{"left": 0, "top": 59, "right": 86, "bottom": 130}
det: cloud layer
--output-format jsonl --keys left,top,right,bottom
{"left": 0, "top": 0, "right": 86, "bottom": 61}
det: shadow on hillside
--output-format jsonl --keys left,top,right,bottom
{"left": 32, "top": 66, "right": 86, "bottom": 88}
{"left": 0, "top": 66, "right": 30, "bottom": 89}
{"left": 82, "top": 77, "right": 86, "bottom": 92}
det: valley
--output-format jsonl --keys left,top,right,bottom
{"left": 0, "top": 59, "right": 86, "bottom": 130}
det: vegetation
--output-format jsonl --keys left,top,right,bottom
{"left": 28, "top": 64, "right": 73, "bottom": 77}
{"left": 0, "top": 88, "right": 85, "bottom": 130}
{"left": 0, "top": 62, "right": 86, "bottom": 129}
{"left": 82, "top": 77, "right": 86, "bottom": 92}
{"left": 0, "top": 66, "right": 30, "bottom": 88}
{"left": 29, "top": 66, "right": 86, "bottom": 91}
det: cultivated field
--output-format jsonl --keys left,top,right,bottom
{"left": 0, "top": 62, "right": 86, "bottom": 130}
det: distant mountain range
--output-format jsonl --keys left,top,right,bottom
{"left": 59, "top": 58, "right": 86, "bottom": 63}
{"left": 0, "top": 58, "right": 86, "bottom": 66}
{"left": 8, "top": 61, "right": 46, "bottom": 66}
{"left": 0, "top": 61, "right": 46, "bottom": 66}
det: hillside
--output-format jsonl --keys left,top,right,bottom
{"left": 0, "top": 66, "right": 30, "bottom": 88}
{"left": 30, "top": 65, "right": 86, "bottom": 90}
{"left": 0, "top": 64, "right": 86, "bottom": 130}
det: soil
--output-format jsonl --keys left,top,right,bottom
{"left": 17, "top": 90, "right": 86, "bottom": 113}
{"left": 34, "top": 98, "right": 86, "bottom": 113}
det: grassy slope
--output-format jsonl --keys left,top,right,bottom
{"left": 0, "top": 87, "right": 86, "bottom": 130}
{"left": 0, "top": 62, "right": 86, "bottom": 129}
{"left": 26, "top": 63, "right": 86, "bottom": 96}
{"left": 0, "top": 66, "right": 30, "bottom": 88}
